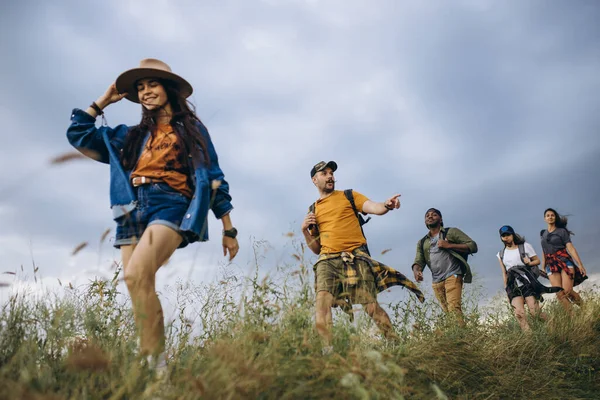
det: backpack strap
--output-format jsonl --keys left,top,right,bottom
{"left": 441, "top": 227, "right": 469, "bottom": 262}
{"left": 518, "top": 243, "right": 526, "bottom": 265}
{"left": 308, "top": 202, "right": 319, "bottom": 235}
{"left": 441, "top": 227, "right": 450, "bottom": 240}
{"left": 419, "top": 235, "right": 428, "bottom": 260}
{"left": 343, "top": 189, "right": 371, "bottom": 226}
{"left": 344, "top": 189, "right": 370, "bottom": 255}
{"left": 499, "top": 244, "right": 527, "bottom": 266}
{"left": 420, "top": 227, "right": 451, "bottom": 259}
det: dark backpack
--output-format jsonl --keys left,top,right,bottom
{"left": 499, "top": 243, "right": 546, "bottom": 279}
{"left": 499, "top": 243, "right": 527, "bottom": 265}
{"left": 418, "top": 227, "right": 469, "bottom": 262}
{"left": 308, "top": 189, "right": 371, "bottom": 255}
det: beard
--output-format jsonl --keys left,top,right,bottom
{"left": 426, "top": 221, "right": 441, "bottom": 229}
{"left": 322, "top": 181, "right": 335, "bottom": 193}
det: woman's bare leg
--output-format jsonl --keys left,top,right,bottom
{"left": 511, "top": 296, "right": 530, "bottom": 331}
{"left": 123, "top": 225, "right": 182, "bottom": 356}
{"left": 549, "top": 272, "right": 571, "bottom": 312}
{"left": 524, "top": 296, "right": 546, "bottom": 321}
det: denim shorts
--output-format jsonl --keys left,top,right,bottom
{"left": 114, "top": 182, "right": 191, "bottom": 249}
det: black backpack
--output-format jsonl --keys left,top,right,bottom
{"left": 499, "top": 243, "right": 527, "bottom": 265}
{"left": 499, "top": 243, "right": 545, "bottom": 279}
{"left": 418, "top": 227, "right": 469, "bottom": 262}
{"left": 308, "top": 189, "right": 371, "bottom": 255}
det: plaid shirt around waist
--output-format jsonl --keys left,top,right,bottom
{"left": 316, "top": 247, "right": 425, "bottom": 303}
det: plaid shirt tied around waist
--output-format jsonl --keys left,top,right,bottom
{"left": 315, "top": 247, "right": 425, "bottom": 309}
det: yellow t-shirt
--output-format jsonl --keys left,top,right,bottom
{"left": 314, "top": 190, "right": 369, "bottom": 254}
{"left": 131, "top": 123, "right": 193, "bottom": 198}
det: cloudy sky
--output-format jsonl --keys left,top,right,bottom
{"left": 1, "top": 0, "right": 599, "bottom": 310}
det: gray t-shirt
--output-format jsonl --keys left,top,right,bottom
{"left": 429, "top": 233, "right": 463, "bottom": 283}
{"left": 541, "top": 228, "right": 571, "bottom": 255}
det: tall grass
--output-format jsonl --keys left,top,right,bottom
{"left": 0, "top": 242, "right": 598, "bottom": 399}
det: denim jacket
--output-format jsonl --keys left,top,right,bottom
{"left": 66, "top": 108, "right": 233, "bottom": 242}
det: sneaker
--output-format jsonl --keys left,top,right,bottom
{"left": 146, "top": 353, "right": 168, "bottom": 379}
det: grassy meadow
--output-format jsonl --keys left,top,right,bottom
{"left": 0, "top": 242, "right": 598, "bottom": 400}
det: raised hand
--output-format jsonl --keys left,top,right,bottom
{"left": 97, "top": 82, "right": 127, "bottom": 108}
{"left": 384, "top": 194, "right": 401, "bottom": 210}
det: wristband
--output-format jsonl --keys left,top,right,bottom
{"left": 384, "top": 203, "right": 394, "bottom": 211}
{"left": 90, "top": 102, "right": 104, "bottom": 115}
{"left": 223, "top": 227, "right": 238, "bottom": 239}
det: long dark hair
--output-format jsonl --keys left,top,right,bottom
{"left": 514, "top": 233, "right": 526, "bottom": 245}
{"left": 544, "top": 208, "right": 574, "bottom": 235}
{"left": 121, "top": 79, "right": 210, "bottom": 171}
{"left": 501, "top": 232, "right": 526, "bottom": 246}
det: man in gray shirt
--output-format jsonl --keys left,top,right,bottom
{"left": 412, "top": 208, "right": 478, "bottom": 323}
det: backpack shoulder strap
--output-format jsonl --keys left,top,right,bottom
{"left": 308, "top": 202, "right": 319, "bottom": 234}
{"left": 419, "top": 235, "right": 428, "bottom": 256}
{"left": 343, "top": 190, "right": 371, "bottom": 252}
{"left": 422, "top": 228, "right": 447, "bottom": 254}
{"left": 344, "top": 189, "right": 371, "bottom": 225}
{"left": 344, "top": 189, "right": 358, "bottom": 214}
{"left": 518, "top": 243, "right": 526, "bottom": 261}
{"left": 442, "top": 227, "right": 450, "bottom": 240}
{"left": 442, "top": 227, "right": 470, "bottom": 261}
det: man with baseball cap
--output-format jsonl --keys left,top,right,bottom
{"left": 412, "top": 208, "right": 477, "bottom": 324}
{"left": 302, "top": 161, "right": 424, "bottom": 351}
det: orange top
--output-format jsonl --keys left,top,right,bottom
{"left": 130, "top": 123, "right": 193, "bottom": 198}
{"left": 314, "top": 190, "right": 369, "bottom": 254}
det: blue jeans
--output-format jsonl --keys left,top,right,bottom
{"left": 114, "top": 182, "right": 191, "bottom": 248}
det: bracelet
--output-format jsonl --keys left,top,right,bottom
{"left": 223, "top": 227, "right": 238, "bottom": 239}
{"left": 90, "top": 102, "right": 104, "bottom": 115}
{"left": 384, "top": 203, "right": 394, "bottom": 211}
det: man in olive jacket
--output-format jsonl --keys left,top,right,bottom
{"left": 412, "top": 208, "right": 477, "bottom": 322}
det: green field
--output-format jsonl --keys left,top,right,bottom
{"left": 1, "top": 255, "right": 598, "bottom": 400}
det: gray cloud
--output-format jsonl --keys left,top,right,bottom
{"left": 1, "top": 1, "right": 598, "bottom": 305}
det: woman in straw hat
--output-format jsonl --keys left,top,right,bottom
{"left": 66, "top": 59, "right": 239, "bottom": 372}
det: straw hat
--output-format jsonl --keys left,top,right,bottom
{"left": 115, "top": 58, "right": 193, "bottom": 103}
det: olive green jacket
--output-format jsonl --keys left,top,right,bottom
{"left": 412, "top": 227, "right": 478, "bottom": 283}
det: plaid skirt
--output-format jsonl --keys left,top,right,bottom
{"left": 545, "top": 249, "right": 587, "bottom": 286}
